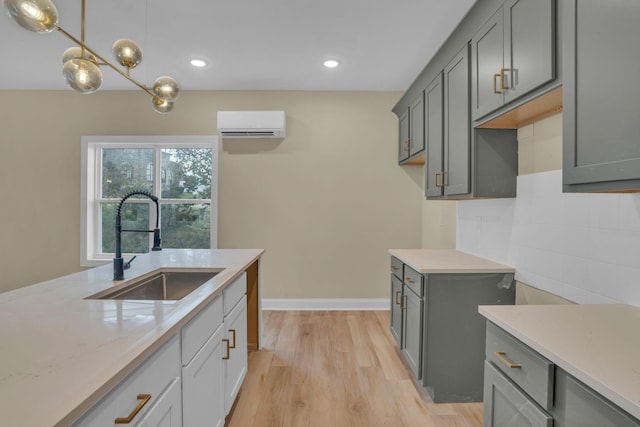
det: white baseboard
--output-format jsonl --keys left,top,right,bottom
{"left": 262, "top": 298, "right": 389, "bottom": 311}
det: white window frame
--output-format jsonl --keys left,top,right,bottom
{"left": 81, "top": 135, "right": 218, "bottom": 266}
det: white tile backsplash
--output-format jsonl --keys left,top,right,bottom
{"left": 457, "top": 169, "right": 640, "bottom": 306}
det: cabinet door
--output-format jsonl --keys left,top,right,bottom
{"left": 409, "top": 93, "right": 425, "bottom": 156}
{"left": 483, "top": 361, "right": 553, "bottom": 427}
{"left": 563, "top": 0, "right": 640, "bottom": 191}
{"left": 554, "top": 369, "right": 640, "bottom": 427}
{"left": 182, "top": 326, "right": 225, "bottom": 427}
{"left": 503, "top": 0, "right": 555, "bottom": 104}
{"left": 390, "top": 275, "right": 403, "bottom": 347}
{"left": 444, "top": 45, "right": 471, "bottom": 197}
{"left": 224, "top": 295, "right": 248, "bottom": 414}
{"left": 401, "top": 287, "right": 423, "bottom": 379}
{"left": 136, "top": 378, "right": 183, "bottom": 427}
{"left": 425, "top": 73, "right": 444, "bottom": 198}
{"left": 471, "top": 8, "right": 504, "bottom": 120}
{"left": 398, "top": 108, "right": 410, "bottom": 163}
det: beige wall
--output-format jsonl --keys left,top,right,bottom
{"left": 517, "top": 113, "right": 562, "bottom": 175}
{"left": 0, "top": 90, "right": 423, "bottom": 298}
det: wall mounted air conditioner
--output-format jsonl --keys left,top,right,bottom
{"left": 217, "top": 110, "right": 286, "bottom": 139}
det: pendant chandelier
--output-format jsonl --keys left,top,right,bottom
{"left": 2, "top": 0, "right": 180, "bottom": 113}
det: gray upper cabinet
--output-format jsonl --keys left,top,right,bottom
{"left": 472, "top": 0, "right": 556, "bottom": 121}
{"left": 398, "top": 93, "right": 425, "bottom": 165}
{"left": 563, "top": 0, "right": 640, "bottom": 192}
{"left": 398, "top": 108, "right": 410, "bottom": 163}
{"left": 443, "top": 45, "right": 471, "bottom": 197}
{"left": 425, "top": 73, "right": 444, "bottom": 198}
{"left": 409, "top": 93, "right": 425, "bottom": 157}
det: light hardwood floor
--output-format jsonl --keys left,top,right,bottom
{"left": 227, "top": 311, "right": 483, "bottom": 427}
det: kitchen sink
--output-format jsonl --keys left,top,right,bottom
{"left": 86, "top": 270, "right": 220, "bottom": 301}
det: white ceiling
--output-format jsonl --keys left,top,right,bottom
{"left": 0, "top": 0, "right": 476, "bottom": 91}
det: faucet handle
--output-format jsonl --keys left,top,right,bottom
{"left": 124, "top": 256, "right": 137, "bottom": 270}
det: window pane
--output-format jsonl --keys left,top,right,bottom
{"left": 101, "top": 203, "right": 150, "bottom": 253}
{"left": 161, "top": 148, "right": 212, "bottom": 199}
{"left": 102, "top": 148, "right": 154, "bottom": 198}
{"left": 161, "top": 204, "right": 210, "bottom": 249}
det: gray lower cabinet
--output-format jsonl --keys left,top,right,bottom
{"left": 390, "top": 257, "right": 515, "bottom": 402}
{"left": 390, "top": 273, "right": 403, "bottom": 346}
{"left": 562, "top": 0, "right": 640, "bottom": 192}
{"left": 471, "top": 0, "right": 556, "bottom": 121}
{"left": 484, "top": 322, "right": 640, "bottom": 427}
{"left": 484, "top": 361, "right": 553, "bottom": 427}
{"left": 401, "top": 279, "right": 423, "bottom": 379}
{"left": 554, "top": 369, "right": 640, "bottom": 427}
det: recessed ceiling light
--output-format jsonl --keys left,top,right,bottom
{"left": 323, "top": 59, "right": 340, "bottom": 68}
{"left": 190, "top": 59, "right": 207, "bottom": 68}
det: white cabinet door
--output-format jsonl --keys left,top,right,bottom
{"left": 224, "top": 295, "right": 248, "bottom": 414}
{"left": 182, "top": 325, "right": 226, "bottom": 427}
{"left": 136, "top": 378, "right": 183, "bottom": 427}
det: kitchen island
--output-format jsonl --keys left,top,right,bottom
{"left": 0, "top": 248, "right": 263, "bottom": 426}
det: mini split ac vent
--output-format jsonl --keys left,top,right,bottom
{"left": 217, "top": 111, "right": 286, "bottom": 139}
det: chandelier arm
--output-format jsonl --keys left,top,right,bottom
{"left": 56, "top": 25, "right": 155, "bottom": 97}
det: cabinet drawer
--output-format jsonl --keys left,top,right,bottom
{"left": 182, "top": 295, "right": 224, "bottom": 366}
{"left": 390, "top": 257, "right": 403, "bottom": 279}
{"left": 73, "top": 334, "right": 181, "bottom": 426}
{"left": 224, "top": 272, "right": 247, "bottom": 315}
{"left": 403, "top": 265, "right": 423, "bottom": 297}
{"left": 486, "top": 322, "right": 554, "bottom": 410}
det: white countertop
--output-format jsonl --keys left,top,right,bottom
{"left": 479, "top": 304, "right": 640, "bottom": 420}
{"left": 0, "top": 249, "right": 263, "bottom": 427}
{"left": 389, "top": 249, "right": 515, "bottom": 274}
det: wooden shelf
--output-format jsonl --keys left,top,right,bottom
{"left": 477, "top": 86, "right": 563, "bottom": 129}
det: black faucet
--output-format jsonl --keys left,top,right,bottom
{"left": 114, "top": 190, "right": 162, "bottom": 280}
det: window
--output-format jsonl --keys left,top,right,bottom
{"left": 81, "top": 136, "right": 218, "bottom": 266}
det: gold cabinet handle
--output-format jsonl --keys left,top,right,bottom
{"left": 391, "top": 265, "right": 399, "bottom": 271}
{"left": 115, "top": 394, "right": 151, "bottom": 424}
{"left": 395, "top": 290, "right": 402, "bottom": 305}
{"left": 406, "top": 278, "right": 415, "bottom": 284}
{"left": 495, "top": 351, "right": 521, "bottom": 369}
{"left": 400, "top": 295, "right": 407, "bottom": 310}
{"left": 435, "top": 172, "right": 442, "bottom": 188}
{"left": 403, "top": 139, "right": 410, "bottom": 152}
{"left": 222, "top": 338, "right": 231, "bottom": 360}
{"left": 229, "top": 329, "right": 237, "bottom": 349}
{"left": 493, "top": 73, "right": 502, "bottom": 94}
{"left": 500, "top": 68, "right": 510, "bottom": 90}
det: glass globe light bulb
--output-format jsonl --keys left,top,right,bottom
{"left": 3, "top": 0, "right": 58, "bottom": 32}
{"left": 62, "top": 46, "right": 97, "bottom": 65}
{"left": 153, "top": 76, "right": 180, "bottom": 102}
{"left": 62, "top": 58, "right": 103, "bottom": 94}
{"left": 112, "top": 39, "right": 143, "bottom": 69}
{"left": 152, "top": 96, "right": 174, "bottom": 114}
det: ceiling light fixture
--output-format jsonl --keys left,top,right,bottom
{"left": 190, "top": 59, "right": 207, "bottom": 68}
{"left": 2, "top": 0, "right": 180, "bottom": 113}
{"left": 323, "top": 59, "right": 340, "bottom": 68}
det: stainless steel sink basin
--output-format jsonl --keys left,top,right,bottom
{"left": 87, "top": 270, "right": 220, "bottom": 301}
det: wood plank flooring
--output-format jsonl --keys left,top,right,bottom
{"left": 227, "top": 311, "right": 483, "bottom": 427}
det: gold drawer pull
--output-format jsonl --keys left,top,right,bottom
{"left": 115, "top": 394, "right": 151, "bottom": 424}
{"left": 395, "top": 290, "right": 402, "bottom": 305}
{"left": 495, "top": 351, "right": 521, "bottom": 369}
{"left": 391, "top": 265, "right": 399, "bottom": 271}
{"left": 222, "top": 339, "right": 231, "bottom": 360}
{"left": 229, "top": 328, "right": 237, "bottom": 349}
{"left": 406, "top": 278, "right": 415, "bottom": 284}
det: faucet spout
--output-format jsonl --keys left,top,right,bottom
{"left": 114, "top": 190, "right": 162, "bottom": 281}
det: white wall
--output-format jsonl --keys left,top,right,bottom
{"left": 457, "top": 114, "right": 640, "bottom": 306}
